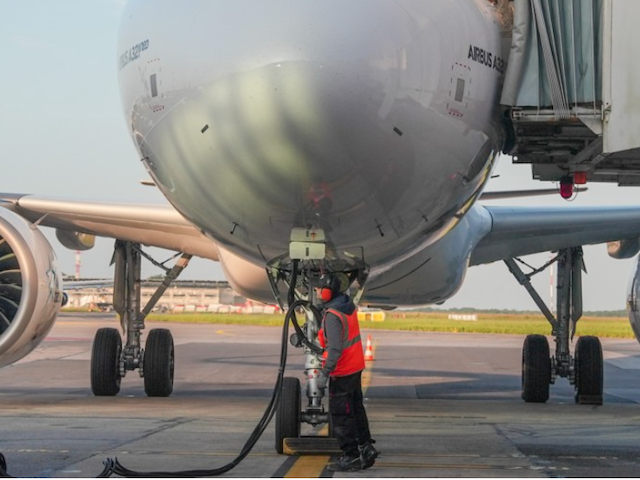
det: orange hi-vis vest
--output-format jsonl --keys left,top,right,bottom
{"left": 318, "top": 308, "right": 365, "bottom": 377}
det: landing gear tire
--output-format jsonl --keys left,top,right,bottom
{"left": 143, "top": 329, "right": 175, "bottom": 398}
{"left": 522, "top": 334, "right": 551, "bottom": 403}
{"left": 275, "top": 377, "right": 301, "bottom": 454}
{"left": 91, "top": 328, "right": 122, "bottom": 396}
{"left": 574, "top": 336, "right": 603, "bottom": 405}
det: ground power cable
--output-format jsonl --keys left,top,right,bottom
{"left": 0, "top": 297, "right": 322, "bottom": 478}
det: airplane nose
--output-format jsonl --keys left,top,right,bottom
{"left": 132, "top": 0, "right": 435, "bottom": 263}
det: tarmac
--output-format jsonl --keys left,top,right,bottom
{"left": 1, "top": 313, "right": 640, "bottom": 477}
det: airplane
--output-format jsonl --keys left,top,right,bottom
{"left": 2, "top": 0, "right": 640, "bottom": 453}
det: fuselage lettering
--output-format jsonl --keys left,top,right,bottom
{"left": 119, "top": 39, "right": 150, "bottom": 70}
{"left": 468, "top": 44, "right": 505, "bottom": 74}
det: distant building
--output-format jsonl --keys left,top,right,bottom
{"left": 63, "top": 280, "right": 278, "bottom": 314}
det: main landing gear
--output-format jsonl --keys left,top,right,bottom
{"left": 506, "top": 247, "right": 603, "bottom": 405}
{"left": 90, "top": 241, "right": 192, "bottom": 397}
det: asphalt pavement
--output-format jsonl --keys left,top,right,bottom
{"left": 1, "top": 313, "right": 640, "bottom": 477}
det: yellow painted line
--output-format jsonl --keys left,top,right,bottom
{"left": 215, "top": 329, "right": 235, "bottom": 336}
{"left": 284, "top": 455, "right": 330, "bottom": 478}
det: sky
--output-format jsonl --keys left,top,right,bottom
{"left": 1, "top": 1, "right": 639, "bottom": 312}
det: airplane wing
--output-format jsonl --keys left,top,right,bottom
{"left": 470, "top": 205, "right": 640, "bottom": 265}
{"left": 4, "top": 194, "right": 639, "bottom": 269}
{"left": 0, "top": 194, "right": 219, "bottom": 261}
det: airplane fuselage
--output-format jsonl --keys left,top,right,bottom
{"left": 118, "top": 0, "right": 508, "bottom": 305}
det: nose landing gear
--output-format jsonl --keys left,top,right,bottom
{"left": 268, "top": 253, "right": 367, "bottom": 454}
{"left": 506, "top": 247, "right": 603, "bottom": 405}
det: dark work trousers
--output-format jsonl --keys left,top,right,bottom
{"left": 329, "top": 370, "right": 371, "bottom": 455}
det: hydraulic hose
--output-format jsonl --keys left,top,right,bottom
{"left": 0, "top": 299, "right": 322, "bottom": 478}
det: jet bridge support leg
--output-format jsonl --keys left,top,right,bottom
{"left": 90, "top": 240, "right": 192, "bottom": 397}
{"left": 505, "top": 248, "right": 603, "bottom": 405}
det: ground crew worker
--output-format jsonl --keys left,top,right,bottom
{"left": 316, "top": 273, "right": 379, "bottom": 472}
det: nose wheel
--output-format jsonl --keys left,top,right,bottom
{"left": 275, "top": 377, "right": 301, "bottom": 454}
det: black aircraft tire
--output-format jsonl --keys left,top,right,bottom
{"left": 574, "top": 336, "right": 603, "bottom": 405}
{"left": 143, "top": 329, "right": 175, "bottom": 398}
{"left": 91, "top": 328, "right": 122, "bottom": 397}
{"left": 521, "top": 334, "right": 551, "bottom": 403}
{"left": 275, "top": 377, "right": 301, "bottom": 454}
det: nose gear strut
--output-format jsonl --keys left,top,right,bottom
{"left": 268, "top": 256, "right": 368, "bottom": 454}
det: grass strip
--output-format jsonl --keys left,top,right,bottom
{"left": 145, "top": 312, "right": 635, "bottom": 339}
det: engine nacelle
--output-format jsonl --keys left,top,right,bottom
{"left": 0, "top": 209, "right": 63, "bottom": 368}
{"left": 55, "top": 229, "right": 96, "bottom": 251}
{"left": 608, "top": 238, "right": 640, "bottom": 259}
{"left": 217, "top": 246, "right": 275, "bottom": 304}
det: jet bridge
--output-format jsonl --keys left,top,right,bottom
{"left": 502, "top": 0, "right": 640, "bottom": 186}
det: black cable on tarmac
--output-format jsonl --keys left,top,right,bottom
{"left": 0, "top": 298, "right": 321, "bottom": 478}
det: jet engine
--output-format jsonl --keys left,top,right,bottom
{"left": 0, "top": 208, "right": 63, "bottom": 368}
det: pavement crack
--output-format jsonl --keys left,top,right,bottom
{"left": 47, "top": 417, "right": 195, "bottom": 477}
{"left": 492, "top": 423, "right": 558, "bottom": 477}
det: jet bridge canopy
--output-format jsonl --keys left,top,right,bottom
{"left": 502, "top": 0, "right": 640, "bottom": 186}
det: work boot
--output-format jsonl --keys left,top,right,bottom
{"left": 359, "top": 440, "right": 379, "bottom": 470}
{"left": 327, "top": 451, "right": 362, "bottom": 472}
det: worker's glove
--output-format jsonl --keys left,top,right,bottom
{"left": 316, "top": 371, "right": 329, "bottom": 391}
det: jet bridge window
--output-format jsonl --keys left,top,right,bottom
{"left": 150, "top": 74, "right": 158, "bottom": 98}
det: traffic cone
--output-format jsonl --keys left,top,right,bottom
{"left": 364, "top": 335, "right": 374, "bottom": 361}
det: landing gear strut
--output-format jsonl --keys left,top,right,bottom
{"left": 506, "top": 247, "right": 603, "bottom": 405}
{"left": 272, "top": 275, "right": 332, "bottom": 454}
{"left": 90, "top": 240, "right": 191, "bottom": 397}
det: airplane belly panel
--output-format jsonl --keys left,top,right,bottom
{"left": 363, "top": 205, "right": 493, "bottom": 306}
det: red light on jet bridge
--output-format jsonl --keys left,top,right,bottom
{"left": 560, "top": 176, "right": 574, "bottom": 199}
{"left": 573, "top": 171, "right": 588, "bottom": 185}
